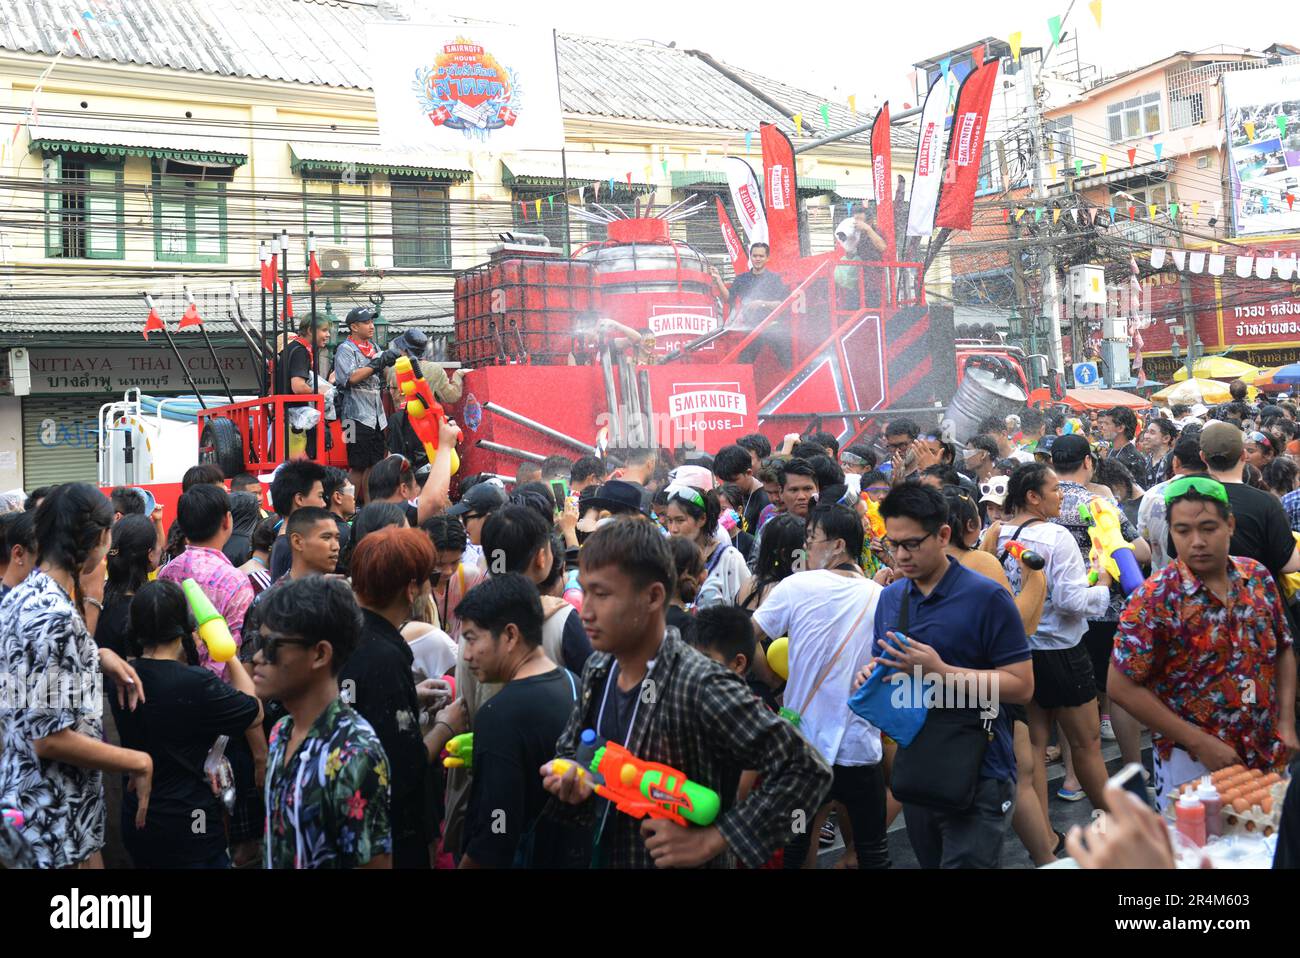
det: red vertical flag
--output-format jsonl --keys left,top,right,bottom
{"left": 308, "top": 250, "right": 322, "bottom": 283}
{"left": 759, "top": 122, "right": 800, "bottom": 267}
{"left": 715, "top": 196, "right": 750, "bottom": 278}
{"left": 142, "top": 307, "right": 165, "bottom": 340}
{"left": 261, "top": 254, "right": 277, "bottom": 291}
{"left": 281, "top": 280, "right": 294, "bottom": 320}
{"left": 870, "top": 103, "right": 896, "bottom": 260}
{"left": 935, "top": 59, "right": 1001, "bottom": 231}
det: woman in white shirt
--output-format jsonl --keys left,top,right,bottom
{"left": 661, "top": 484, "right": 751, "bottom": 609}
{"left": 996, "top": 462, "right": 1113, "bottom": 822}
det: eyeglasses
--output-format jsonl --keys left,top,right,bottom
{"left": 1164, "top": 475, "right": 1229, "bottom": 507}
{"left": 881, "top": 532, "right": 935, "bottom": 553}
{"left": 258, "top": 630, "right": 318, "bottom": 665}
{"left": 461, "top": 512, "right": 485, "bottom": 522}
{"left": 886, "top": 438, "right": 912, "bottom": 452}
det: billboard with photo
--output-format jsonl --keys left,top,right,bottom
{"left": 1224, "top": 63, "right": 1300, "bottom": 236}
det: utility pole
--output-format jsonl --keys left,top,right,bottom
{"left": 1022, "top": 53, "right": 1065, "bottom": 378}
{"left": 998, "top": 140, "right": 1032, "bottom": 358}
{"left": 1168, "top": 181, "right": 1199, "bottom": 380}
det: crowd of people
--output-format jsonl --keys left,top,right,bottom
{"left": 4, "top": 376, "right": 1300, "bottom": 871}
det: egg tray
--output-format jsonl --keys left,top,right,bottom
{"left": 1164, "top": 775, "right": 1290, "bottom": 838}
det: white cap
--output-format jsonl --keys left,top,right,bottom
{"left": 1190, "top": 403, "right": 1209, "bottom": 418}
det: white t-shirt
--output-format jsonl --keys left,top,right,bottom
{"left": 753, "top": 570, "right": 883, "bottom": 766}
{"left": 405, "top": 625, "right": 457, "bottom": 681}
{"left": 695, "top": 542, "right": 752, "bottom": 609}
{"left": 996, "top": 520, "right": 1109, "bottom": 650}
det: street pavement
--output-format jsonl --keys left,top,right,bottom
{"left": 818, "top": 734, "right": 1153, "bottom": 868}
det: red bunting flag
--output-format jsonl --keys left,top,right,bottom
{"left": 520, "top": 201, "right": 528, "bottom": 220}
{"left": 142, "top": 307, "right": 165, "bottom": 341}
{"left": 308, "top": 250, "right": 322, "bottom": 283}
{"left": 1127, "top": 205, "right": 1136, "bottom": 220}
{"left": 180, "top": 301, "right": 203, "bottom": 329}
{"left": 1127, "top": 147, "right": 1137, "bottom": 166}
{"left": 1289, "top": 193, "right": 1296, "bottom": 211}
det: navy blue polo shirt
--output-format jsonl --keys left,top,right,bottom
{"left": 873, "top": 557, "right": 1030, "bottom": 783}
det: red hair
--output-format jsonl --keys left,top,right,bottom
{"left": 350, "top": 526, "right": 435, "bottom": 608}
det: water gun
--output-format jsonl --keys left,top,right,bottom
{"left": 443, "top": 732, "right": 473, "bottom": 769}
{"left": 550, "top": 729, "right": 721, "bottom": 827}
{"left": 1078, "top": 497, "right": 1144, "bottom": 594}
{"left": 394, "top": 354, "right": 461, "bottom": 476}
{"left": 182, "top": 578, "right": 236, "bottom": 662}
{"left": 1003, "top": 541, "right": 1046, "bottom": 571}
{"left": 860, "top": 494, "right": 886, "bottom": 540}
{"left": 1063, "top": 418, "right": 1085, "bottom": 435}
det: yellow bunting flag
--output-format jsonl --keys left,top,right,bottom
{"left": 1148, "top": 204, "right": 1157, "bottom": 219}
{"left": 1100, "top": 154, "right": 1109, "bottom": 173}
{"left": 1052, "top": 208, "right": 1061, "bottom": 223}
{"left": 1010, "top": 32, "right": 1023, "bottom": 62}
{"left": 793, "top": 113, "right": 803, "bottom": 136}
{"left": 1245, "top": 121, "right": 1256, "bottom": 141}
{"left": 1015, "top": 208, "right": 1026, "bottom": 221}
{"left": 1089, "top": 0, "right": 1102, "bottom": 27}
{"left": 1193, "top": 201, "right": 1201, "bottom": 216}
{"left": 534, "top": 199, "right": 542, "bottom": 218}
{"left": 848, "top": 94, "right": 857, "bottom": 114}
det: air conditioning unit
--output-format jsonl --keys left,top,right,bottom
{"left": 1069, "top": 264, "right": 1106, "bottom": 305}
{"left": 315, "top": 247, "right": 362, "bottom": 292}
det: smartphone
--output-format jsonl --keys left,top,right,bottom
{"left": 1107, "top": 761, "right": 1152, "bottom": 807}
{"left": 550, "top": 478, "right": 569, "bottom": 511}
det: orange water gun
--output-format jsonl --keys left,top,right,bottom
{"left": 394, "top": 355, "right": 461, "bottom": 475}
{"left": 860, "top": 494, "right": 886, "bottom": 540}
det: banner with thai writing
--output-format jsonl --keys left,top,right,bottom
{"left": 760, "top": 122, "right": 801, "bottom": 266}
{"left": 935, "top": 58, "right": 1000, "bottom": 231}
{"left": 367, "top": 22, "right": 564, "bottom": 151}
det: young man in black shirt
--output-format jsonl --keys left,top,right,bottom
{"left": 1098, "top": 406, "right": 1149, "bottom": 490}
{"left": 267, "top": 459, "right": 327, "bottom": 582}
{"left": 712, "top": 242, "right": 792, "bottom": 366}
{"left": 712, "top": 443, "right": 770, "bottom": 534}
{"left": 279, "top": 314, "right": 333, "bottom": 459}
{"left": 541, "top": 518, "right": 832, "bottom": 869}
{"left": 455, "top": 574, "right": 586, "bottom": 868}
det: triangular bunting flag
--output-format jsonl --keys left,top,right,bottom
{"left": 1154, "top": 143, "right": 1164, "bottom": 161}
{"left": 1073, "top": 159, "right": 1082, "bottom": 177}
{"left": 1048, "top": 15, "right": 1062, "bottom": 47}
{"left": 1002, "top": 209, "right": 1010, "bottom": 223}
{"left": 520, "top": 201, "right": 528, "bottom": 220}
{"left": 1262, "top": 195, "right": 1271, "bottom": 211}
{"left": 1170, "top": 203, "right": 1179, "bottom": 218}
{"left": 1279, "top": 116, "right": 1289, "bottom": 139}
{"left": 180, "top": 301, "right": 203, "bottom": 329}
{"left": 940, "top": 57, "right": 952, "bottom": 84}
{"left": 547, "top": 195, "right": 554, "bottom": 212}
{"left": 819, "top": 103, "right": 830, "bottom": 129}
{"left": 1127, "top": 147, "right": 1137, "bottom": 166}
{"left": 1108, "top": 205, "right": 1116, "bottom": 221}
{"left": 1148, "top": 204, "right": 1157, "bottom": 219}
{"left": 1128, "top": 205, "right": 1136, "bottom": 219}
{"left": 1052, "top": 208, "right": 1061, "bottom": 223}
{"left": 1009, "top": 32, "right": 1023, "bottom": 62}
{"left": 534, "top": 199, "right": 542, "bottom": 218}
{"left": 308, "top": 250, "right": 322, "bottom": 283}
{"left": 847, "top": 96, "right": 856, "bottom": 115}
{"left": 1089, "top": 0, "right": 1103, "bottom": 27}
{"left": 793, "top": 113, "right": 803, "bottom": 137}
{"left": 625, "top": 172, "right": 632, "bottom": 186}
{"left": 1070, "top": 208, "right": 1079, "bottom": 224}
{"left": 1245, "top": 121, "right": 1256, "bottom": 141}
{"left": 142, "top": 308, "right": 165, "bottom": 341}
{"left": 745, "top": 130, "right": 753, "bottom": 152}
{"left": 1192, "top": 201, "right": 1201, "bottom": 217}
{"left": 1100, "top": 154, "right": 1108, "bottom": 173}
{"left": 1034, "top": 207, "right": 1044, "bottom": 222}
{"left": 1015, "top": 208, "right": 1026, "bottom": 222}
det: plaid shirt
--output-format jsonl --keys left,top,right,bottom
{"left": 1283, "top": 489, "right": 1300, "bottom": 533}
{"left": 544, "top": 628, "right": 832, "bottom": 869}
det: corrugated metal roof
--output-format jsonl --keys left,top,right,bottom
{"left": 288, "top": 142, "right": 472, "bottom": 180}
{"left": 0, "top": 1, "right": 858, "bottom": 137}
{"left": 30, "top": 116, "right": 247, "bottom": 164}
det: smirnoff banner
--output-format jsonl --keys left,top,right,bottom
{"left": 907, "top": 75, "right": 954, "bottom": 237}
{"left": 367, "top": 23, "right": 565, "bottom": 152}
{"left": 935, "top": 57, "right": 1000, "bottom": 231}
{"left": 724, "top": 156, "right": 768, "bottom": 247}
{"left": 715, "top": 196, "right": 750, "bottom": 277}
{"left": 870, "top": 103, "right": 896, "bottom": 259}
{"left": 760, "top": 122, "right": 801, "bottom": 266}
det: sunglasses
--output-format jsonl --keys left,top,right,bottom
{"left": 258, "top": 630, "right": 318, "bottom": 665}
{"left": 1164, "top": 475, "right": 1229, "bottom": 506}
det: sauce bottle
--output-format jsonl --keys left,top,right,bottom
{"left": 1175, "top": 793, "right": 1207, "bottom": 847}
{"left": 1196, "top": 778, "right": 1223, "bottom": 838}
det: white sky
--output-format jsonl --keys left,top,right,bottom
{"left": 417, "top": 0, "right": 1275, "bottom": 110}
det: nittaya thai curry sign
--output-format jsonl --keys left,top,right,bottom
{"left": 27, "top": 348, "right": 261, "bottom": 394}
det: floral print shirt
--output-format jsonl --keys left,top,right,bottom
{"left": 264, "top": 697, "right": 392, "bottom": 869}
{"left": 1115, "top": 557, "right": 1293, "bottom": 768}
{"left": 0, "top": 570, "right": 106, "bottom": 868}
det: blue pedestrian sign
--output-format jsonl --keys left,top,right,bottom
{"left": 1073, "top": 362, "right": 1099, "bottom": 388}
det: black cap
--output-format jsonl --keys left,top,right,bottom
{"left": 1050, "top": 433, "right": 1092, "bottom": 468}
{"left": 445, "top": 480, "right": 508, "bottom": 517}
{"left": 345, "top": 306, "right": 377, "bottom": 328}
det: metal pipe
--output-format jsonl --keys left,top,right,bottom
{"left": 638, "top": 368, "right": 655, "bottom": 451}
{"left": 758, "top": 406, "right": 948, "bottom": 420}
{"left": 481, "top": 402, "right": 598, "bottom": 454}
{"left": 475, "top": 439, "right": 545, "bottom": 463}
{"left": 599, "top": 345, "right": 623, "bottom": 446}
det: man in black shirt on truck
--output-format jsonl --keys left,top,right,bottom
{"left": 710, "top": 242, "right": 791, "bottom": 365}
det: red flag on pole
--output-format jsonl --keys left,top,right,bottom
{"left": 261, "top": 254, "right": 276, "bottom": 291}
{"left": 308, "top": 249, "right": 322, "bottom": 283}
{"left": 715, "top": 195, "right": 750, "bottom": 278}
{"left": 180, "top": 301, "right": 203, "bottom": 329}
{"left": 935, "top": 59, "right": 1001, "bottom": 231}
{"left": 759, "top": 122, "right": 800, "bottom": 267}
{"left": 142, "top": 307, "right": 165, "bottom": 341}
{"left": 281, "top": 280, "right": 293, "bottom": 320}
{"left": 870, "top": 103, "right": 896, "bottom": 260}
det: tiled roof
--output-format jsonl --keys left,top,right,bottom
{"left": 0, "top": 1, "right": 868, "bottom": 140}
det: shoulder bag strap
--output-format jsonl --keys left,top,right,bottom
{"left": 997, "top": 518, "right": 1043, "bottom": 566}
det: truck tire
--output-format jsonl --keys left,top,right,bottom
{"left": 199, "top": 417, "right": 244, "bottom": 479}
